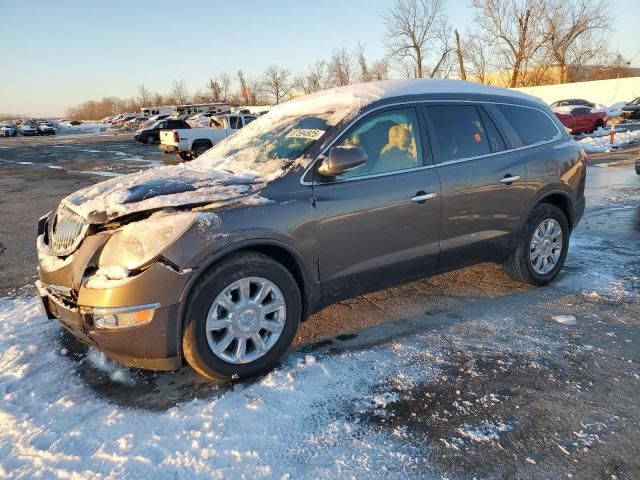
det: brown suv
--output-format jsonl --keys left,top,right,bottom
{"left": 36, "top": 80, "right": 586, "bottom": 381}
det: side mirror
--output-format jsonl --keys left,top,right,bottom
{"left": 318, "top": 146, "right": 367, "bottom": 177}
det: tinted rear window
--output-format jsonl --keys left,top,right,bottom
{"left": 428, "top": 105, "right": 492, "bottom": 162}
{"left": 496, "top": 104, "right": 560, "bottom": 146}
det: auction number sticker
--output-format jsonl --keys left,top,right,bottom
{"left": 286, "top": 129, "right": 325, "bottom": 140}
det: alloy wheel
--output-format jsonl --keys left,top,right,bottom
{"left": 205, "top": 276, "right": 286, "bottom": 364}
{"left": 529, "top": 218, "right": 563, "bottom": 275}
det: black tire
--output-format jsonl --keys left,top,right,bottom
{"left": 191, "top": 141, "right": 211, "bottom": 158}
{"left": 503, "top": 203, "right": 570, "bottom": 286}
{"left": 591, "top": 120, "right": 605, "bottom": 133}
{"left": 182, "top": 251, "right": 301, "bottom": 382}
{"left": 177, "top": 152, "right": 191, "bottom": 161}
{"left": 145, "top": 134, "right": 155, "bottom": 145}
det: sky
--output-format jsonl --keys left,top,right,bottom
{"left": 1, "top": 0, "right": 639, "bottom": 117}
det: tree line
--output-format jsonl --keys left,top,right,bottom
{"left": 66, "top": 0, "right": 632, "bottom": 120}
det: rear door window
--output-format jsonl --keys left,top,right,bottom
{"left": 495, "top": 104, "right": 561, "bottom": 146}
{"left": 426, "top": 105, "right": 492, "bottom": 162}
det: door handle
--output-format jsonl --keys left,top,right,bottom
{"left": 500, "top": 175, "right": 521, "bottom": 185}
{"left": 411, "top": 192, "right": 437, "bottom": 203}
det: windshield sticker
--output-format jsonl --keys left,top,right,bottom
{"left": 286, "top": 128, "right": 325, "bottom": 140}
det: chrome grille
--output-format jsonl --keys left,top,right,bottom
{"left": 48, "top": 205, "right": 88, "bottom": 256}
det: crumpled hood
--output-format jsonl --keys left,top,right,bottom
{"left": 61, "top": 162, "right": 267, "bottom": 223}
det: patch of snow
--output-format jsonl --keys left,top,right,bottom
{"left": 457, "top": 421, "right": 513, "bottom": 442}
{"left": 36, "top": 235, "right": 74, "bottom": 272}
{"left": 551, "top": 315, "right": 577, "bottom": 326}
{"left": 0, "top": 294, "right": 446, "bottom": 479}
{"left": 605, "top": 101, "right": 627, "bottom": 117}
{"left": 577, "top": 128, "right": 640, "bottom": 153}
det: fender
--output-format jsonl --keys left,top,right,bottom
{"left": 176, "top": 236, "right": 320, "bottom": 329}
{"left": 520, "top": 184, "right": 575, "bottom": 231}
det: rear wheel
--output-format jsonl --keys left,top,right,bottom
{"left": 191, "top": 141, "right": 211, "bottom": 158}
{"left": 503, "top": 203, "right": 569, "bottom": 286}
{"left": 182, "top": 252, "right": 301, "bottom": 382}
{"left": 177, "top": 152, "right": 191, "bottom": 161}
{"left": 591, "top": 120, "right": 605, "bottom": 133}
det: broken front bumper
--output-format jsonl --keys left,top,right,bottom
{"left": 36, "top": 260, "right": 192, "bottom": 371}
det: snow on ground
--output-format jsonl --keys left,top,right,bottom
{"left": 0, "top": 222, "right": 636, "bottom": 478}
{"left": 576, "top": 127, "right": 640, "bottom": 153}
{"left": 0, "top": 296, "right": 442, "bottom": 479}
{"left": 55, "top": 121, "right": 107, "bottom": 135}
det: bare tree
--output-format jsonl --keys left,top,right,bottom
{"left": 169, "top": 79, "right": 189, "bottom": 104}
{"left": 382, "top": 0, "right": 450, "bottom": 78}
{"left": 370, "top": 59, "right": 391, "bottom": 80}
{"left": 471, "top": 0, "right": 549, "bottom": 87}
{"left": 327, "top": 48, "right": 354, "bottom": 86}
{"left": 237, "top": 70, "right": 248, "bottom": 105}
{"left": 152, "top": 92, "right": 165, "bottom": 106}
{"left": 544, "top": 0, "right": 612, "bottom": 83}
{"left": 454, "top": 30, "right": 466, "bottom": 80}
{"left": 355, "top": 43, "right": 371, "bottom": 82}
{"left": 219, "top": 73, "right": 232, "bottom": 102}
{"left": 207, "top": 77, "right": 222, "bottom": 102}
{"left": 246, "top": 78, "right": 265, "bottom": 105}
{"left": 137, "top": 85, "right": 152, "bottom": 107}
{"left": 463, "top": 33, "right": 493, "bottom": 84}
{"left": 262, "top": 65, "right": 294, "bottom": 104}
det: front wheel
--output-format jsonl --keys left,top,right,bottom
{"left": 503, "top": 203, "right": 570, "bottom": 286}
{"left": 177, "top": 152, "right": 191, "bottom": 161}
{"left": 145, "top": 135, "right": 155, "bottom": 145}
{"left": 182, "top": 252, "right": 301, "bottom": 382}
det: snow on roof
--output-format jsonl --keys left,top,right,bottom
{"left": 271, "top": 79, "right": 545, "bottom": 120}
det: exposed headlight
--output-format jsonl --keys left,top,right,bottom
{"left": 98, "top": 212, "right": 196, "bottom": 271}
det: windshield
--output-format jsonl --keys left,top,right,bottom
{"left": 194, "top": 113, "right": 336, "bottom": 179}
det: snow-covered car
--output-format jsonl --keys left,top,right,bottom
{"left": 159, "top": 114, "right": 256, "bottom": 160}
{"left": 37, "top": 123, "right": 56, "bottom": 135}
{"left": 36, "top": 79, "right": 586, "bottom": 382}
{"left": 19, "top": 123, "right": 38, "bottom": 136}
{"left": 550, "top": 98, "right": 595, "bottom": 109}
{"left": 553, "top": 106, "right": 607, "bottom": 134}
{"left": 0, "top": 124, "right": 17, "bottom": 137}
{"left": 619, "top": 97, "right": 640, "bottom": 121}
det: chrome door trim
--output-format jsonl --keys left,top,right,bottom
{"left": 500, "top": 175, "right": 521, "bottom": 184}
{"left": 411, "top": 192, "right": 437, "bottom": 202}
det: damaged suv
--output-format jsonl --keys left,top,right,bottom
{"left": 36, "top": 80, "right": 586, "bottom": 381}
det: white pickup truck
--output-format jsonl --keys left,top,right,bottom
{"left": 159, "top": 114, "right": 257, "bottom": 160}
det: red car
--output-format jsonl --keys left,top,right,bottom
{"left": 553, "top": 106, "right": 607, "bottom": 135}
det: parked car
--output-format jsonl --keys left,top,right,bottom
{"left": 550, "top": 99, "right": 595, "bottom": 109}
{"left": 553, "top": 106, "right": 607, "bottom": 134}
{"left": 159, "top": 114, "right": 256, "bottom": 160}
{"left": 635, "top": 152, "right": 640, "bottom": 175}
{"left": 37, "top": 123, "right": 56, "bottom": 135}
{"left": 619, "top": 97, "right": 640, "bottom": 121}
{"left": 134, "top": 118, "right": 191, "bottom": 145}
{"left": 146, "top": 114, "right": 170, "bottom": 123}
{"left": 19, "top": 123, "right": 38, "bottom": 136}
{"left": 0, "top": 124, "right": 17, "bottom": 137}
{"left": 35, "top": 79, "right": 586, "bottom": 382}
